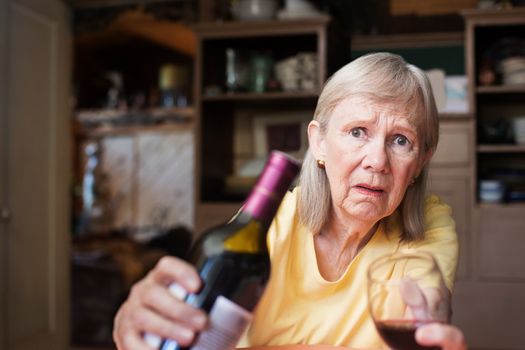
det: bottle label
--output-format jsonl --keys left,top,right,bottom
{"left": 190, "top": 295, "right": 252, "bottom": 350}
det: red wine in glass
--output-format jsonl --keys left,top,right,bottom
{"left": 368, "top": 252, "right": 449, "bottom": 350}
{"left": 376, "top": 319, "right": 441, "bottom": 350}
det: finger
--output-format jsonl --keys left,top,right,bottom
{"left": 141, "top": 283, "right": 207, "bottom": 330}
{"left": 399, "top": 277, "right": 430, "bottom": 320}
{"left": 415, "top": 323, "right": 467, "bottom": 350}
{"left": 422, "top": 287, "right": 450, "bottom": 322}
{"left": 149, "top": 256, "right": 202, "bottom": 293}
{"left": 113, "top": 317, "right": 154, "bottom": 350}
{"left": 114, "top": 306, "right": 135, "bottom": 349}
{"left": 129, "top": 306, "right": 197, "bottom": 347}
{"left": 422, "top": 288, "right": 442, "bottom": 312}
{"left": 118, "top": 328, "right": 161, "bottom": 350}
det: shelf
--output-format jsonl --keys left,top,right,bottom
{"left": 80, "top": 121, "right": 194, "bottom": 138}
{"left": 202, "top": 90, "right": 321, "bottom": 101}
{"left": 461, "top": 7, "right": 525, "bottom": 24}
{"left": 477, "top": 144, "right": 525, "bottom": 153}
{"left": 478, "top": 202, "right": 525, "bottom": 209}
{"left": 351, "top": 31, "right": 464, "bottom": 50}
{"left": 75, "top": 107, "right": 195, "bottom": 137}
{"left": 477, "top": 84, "right": 525, "bottom": 94}
{"left": 193, "top": 17, "right": 331, "bottom": 39}
{"left": 76, "top": 106, "right": 195, "bottom": 122}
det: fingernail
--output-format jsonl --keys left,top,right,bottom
{"left": 192, "top": 313, "right": 207, "bottom": 328}
{"left": 188, "top": 277, "right": 201, "bottom": 292}
{"left": 416, "top": 326, "right": 439, "bottom": 342}
{"left": 169, "top": 283, "right": 188, "bottom": 300}
{"left": 179, "top": 328, "right": 194, "bottom": 342}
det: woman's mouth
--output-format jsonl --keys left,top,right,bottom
{"left": 354, "top": 184, "right": 385, "bottom": 197}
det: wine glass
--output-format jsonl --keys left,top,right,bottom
{"left": 367, "top": 251, "right": 450, "bottom": 350}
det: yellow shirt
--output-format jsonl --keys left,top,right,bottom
{"left": 238, "top": 188, "right": 458, "bottom": 349}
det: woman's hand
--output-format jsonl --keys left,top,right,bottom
{"left": 113, "top": 256, "right": 208, "bottom": 350}
{"left": 242, "top": 346, "right": 348, "bottom": 350}
{"left": 400, "top": 281, "right": 466, "bottom": 349}
{"left": 416, "top": 323, "right": 467, "bottom": 350}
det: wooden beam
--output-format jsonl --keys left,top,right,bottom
{"left": 71, "top": 0, "right": 188, "bottom": 9}
{"left": 76, "top": 8, "right": 196, "bottom": 56}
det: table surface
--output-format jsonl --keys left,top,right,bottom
{"left": 241, "top": 346, "right": 361, "bottom": 350}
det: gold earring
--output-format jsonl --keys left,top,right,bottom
{"left": 317, "top": 159, "right": 325, "bottom": 169}
{"left": 410, "top": 177, "right": 417, "bottom": 185}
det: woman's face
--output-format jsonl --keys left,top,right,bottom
{"left": 309, "top": 96, "right": 428, "bottom": 225}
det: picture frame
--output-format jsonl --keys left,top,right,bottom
{"left": 253, "top": 111, "right": 311, "bottom": 160}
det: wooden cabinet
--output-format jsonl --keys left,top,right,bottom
{"left": 476, "top": 205, "right": 525, "bottom": 280}
{"left": 193, "top": 18, "right": 339, "bottom": 233}
{"left": 463, "top": 8, "right": 525, "bottom": 205}
{"left": 72, "top": 10, "right": 198, "bottom": 236}
{"left": 71, "top": 10, "right": 198, "bottom": 346}
{"left": 80, "top": 124, "right": 195, "bottom": 231}
{"left": 452, "top": 9, "right": 525, "bottom": 350}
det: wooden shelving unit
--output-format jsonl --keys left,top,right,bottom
{"left": 463, "top": 8, "right": 525, "bottom": 205}
{"left": 454, "top": 9, "right": 525, "bottom": 350}
{"left": 70, "top": 7, "right": 199, "bottom": 347}
{"left": 192, "top": 17, "right": 335, "bottom": 232}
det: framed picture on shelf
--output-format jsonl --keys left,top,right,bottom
{"left": 253, "top": 111, "right": 311, "bottom": 160}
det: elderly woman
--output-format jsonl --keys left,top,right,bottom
{"left": 113, "top": 53, "right": 467, "bottom": 350}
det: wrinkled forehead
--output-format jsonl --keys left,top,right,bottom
{"left": 328, "top": 94, "right": 423, "bottom": 127}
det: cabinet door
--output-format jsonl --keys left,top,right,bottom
{"left": 431, "top": 120, "right": 472, "bottom": 168}
{"left": 453, "top": 280, "right": 525, "bottom": 350}
{"left": 476, "top": 206, "right": 525, "bottom": 280}
{"left": 0, "top": 0, "right": 71, "bottom": 349}
{"left": 427, "top": 176, "right": 470, "bottom": 281}
{"left": 99, "top": 130, "right": 195, "bottom": 230}
{"left": 452, "top": 207, "right": 525, "bottom": 350}
{"left": 428, "top": 119, "right": 473, "bottom": 281}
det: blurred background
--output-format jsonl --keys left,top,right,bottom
{"left": 1, "top": 0, "right": 525, "bottom": 349}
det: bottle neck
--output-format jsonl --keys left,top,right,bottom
{"left": 242, "top": 187, "right": 282, "bottom": 228}
{"left": 203, "top": 152, "right": 298, "bottom": 256}
{"left": 241, "top": 151, "right": 298, "bottom": 226}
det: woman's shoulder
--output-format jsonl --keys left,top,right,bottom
{"left": 284, "top": 186, "right": 300, "bottom": 207}
{"left": 408, "top": 195, "right": 459, "bottom": 290}
{"left": 267, "top": 187, "right": 302, "bottom": 251}
{"left": 275, "top": 186, "right": 300, "bottom": 220}
{"left": 420, "top": 194, "right": 456, "bottom": 241}
{"left": 424, "top": 194, "right": 451, "bottom": 211}
{"left": 424, "top": 194, "right": 453, "bottom": 223}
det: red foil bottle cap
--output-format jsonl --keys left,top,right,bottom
{"left": 243, "top": 151, "right": 300, "bottom": 223}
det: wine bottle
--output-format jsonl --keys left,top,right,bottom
{"left": 145, "top": 151, "right": 300, "bottom": 350}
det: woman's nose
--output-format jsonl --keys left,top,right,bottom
{"left": 362, "top": 139, "right": 389, "bottom": 172}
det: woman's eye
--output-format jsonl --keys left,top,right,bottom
{"left": 350, "top": 127, "right": 364, "bottom": 137}
{"left": 393, "top": 135, "right": 409, "bottom": 146}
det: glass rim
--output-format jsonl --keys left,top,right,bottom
{"left": 367, "top": 250, "right": 439, "bottom": 285}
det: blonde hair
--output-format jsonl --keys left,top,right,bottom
{"left": 298, "top": 52, "right": 439, "bottom": 241}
